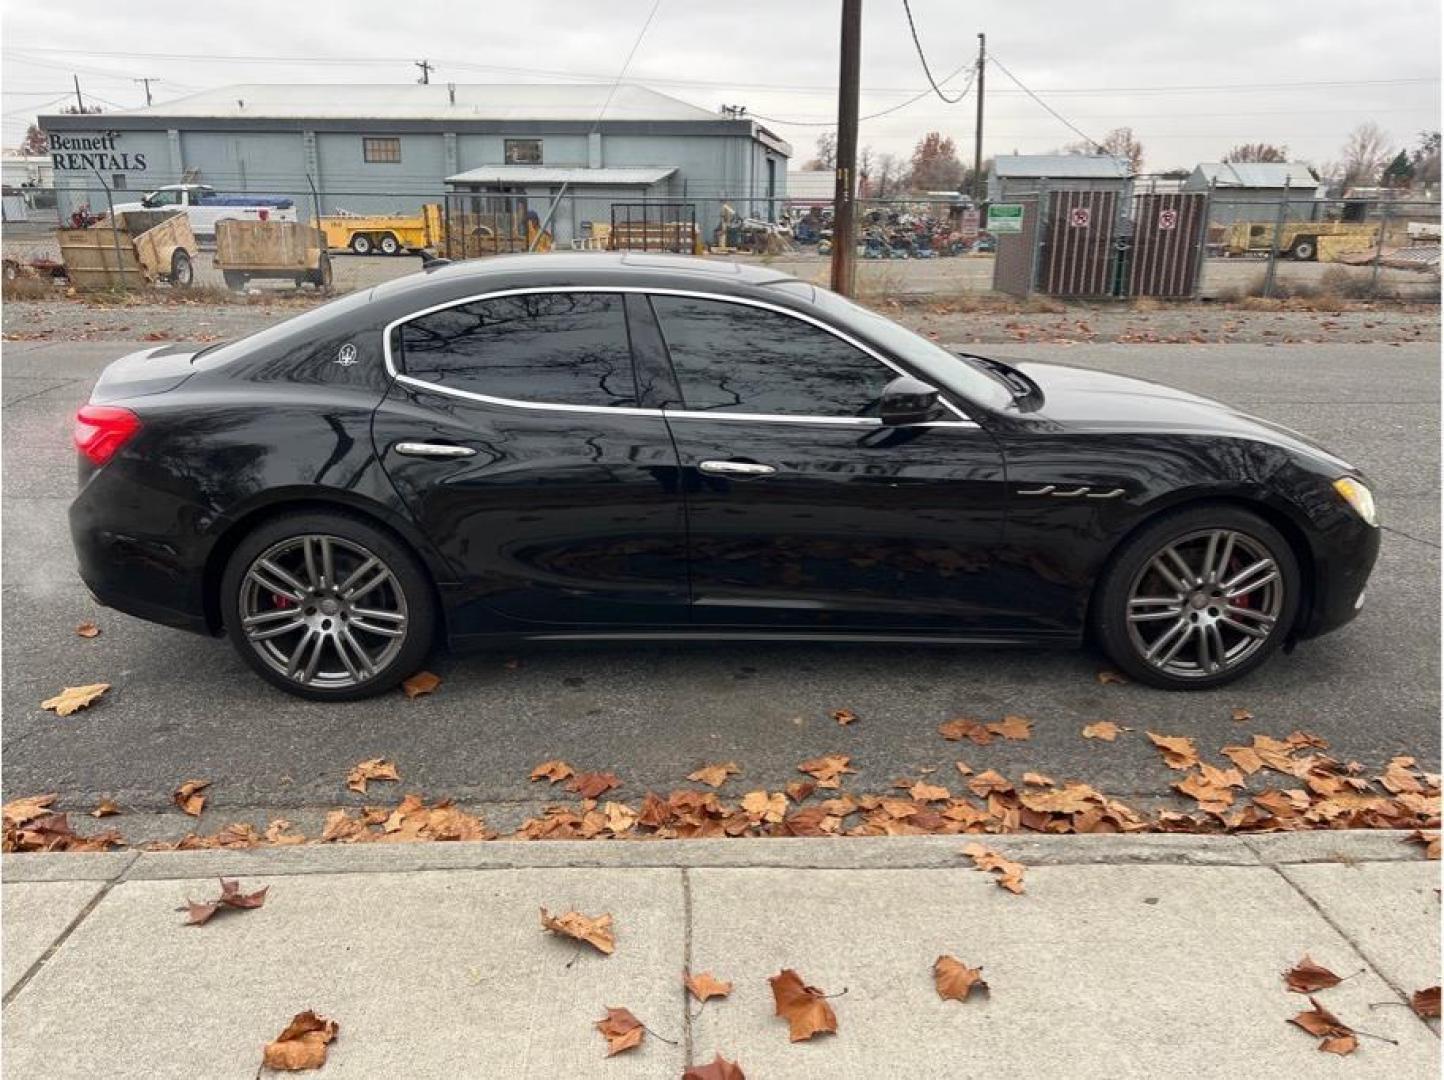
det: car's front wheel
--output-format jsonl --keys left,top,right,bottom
{"left": 220, "top": 512, "right": 435, "bottom": 700}
{"left": 1094, "top": 505, "right": 1300, "bottom": 690}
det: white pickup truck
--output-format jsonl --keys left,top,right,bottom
{"left": 113, "top": 184, "right": 298, "bottom": 238}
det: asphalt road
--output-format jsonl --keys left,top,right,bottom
{"left": 2, "top": 339, "right": 1437, "bottom": 837}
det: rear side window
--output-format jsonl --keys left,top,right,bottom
{"left": 649, "top": 295, "right": 892, "bottom": 417}
{"left": 398, "top": 292, "right": 637, "bottom": 408}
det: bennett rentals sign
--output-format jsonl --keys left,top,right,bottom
{"left": 48, "top": 132, "right": 149, "bottom": 173}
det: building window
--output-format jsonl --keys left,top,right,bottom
{"left": 504, "top": 139, "right": 542, "bottom": 165}
{"left": 363, "top": 137, "right": 402, "bottom": 164}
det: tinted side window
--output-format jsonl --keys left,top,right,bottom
{"left": 650, "top": 296, "right": 892, "bottom": 417}
{"left": 399, "top": 292, "right": 637, "bottom": 408}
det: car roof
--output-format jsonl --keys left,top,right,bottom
{"left": 369, "top": 251, "right": 814, "bottom": 307}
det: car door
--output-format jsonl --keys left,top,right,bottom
{"left": 371, "top": 289, "right": 689, "bottom": 637}
{"left": 640, "top": 291, "right": 1016, "bottom": 634}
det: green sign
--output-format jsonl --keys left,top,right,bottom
{"left": 987, "top": 204, "right": 1024, "bottom": 234}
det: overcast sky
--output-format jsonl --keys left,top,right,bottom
{"left": 4, "top": 0, "right": 1440, "bottom": 170}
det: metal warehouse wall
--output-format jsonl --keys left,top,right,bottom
{"left": 43, "top": 123, "right": 786, "bottom": 241}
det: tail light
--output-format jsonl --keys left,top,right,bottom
{"left": 74, "top": 405, "right": 141, "bottom": 466}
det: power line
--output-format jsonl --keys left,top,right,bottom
{"left": 4, "top": 45, "right": 1436, "bottom": 96}
{"left": 750, "top": 66, "right": 975, "bottom": 128}
{"left": 901, "top": 0, "right": 968, "bottom": 104}
{"left": 589, "top": 0, "right": 663, "bottom": 133}
{"left": 988, "top": 53, "right": 1100, "bottom": 150}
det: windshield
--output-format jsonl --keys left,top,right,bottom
{"left": 801, "top": 286, "right": 1015, "bottom": 412}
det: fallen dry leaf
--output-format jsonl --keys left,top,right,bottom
{"left": 345, "top": 758, "right": 399, "bottom": 795}
{"left": 685, "top": 969, "right": 733, "bottom": 1002}
{"left": 3, "top": 793, "right": 58, "bottom": 827}
{"left": 1096, "top": 669, "right": 1128, "bottom": 685}
{"left": 1146, "top": 732, "right": 1200, "bottom": 770}
{"left": 265, "top": 819, "right": 306, "bottom": 845}
{"left": 1405, "top": 830, "right": 1439, "bottom": 859}
{"left": 961, "top": 842, "right": 1026, "bottom": 894}
{"left": 41, "top": 683, "right": 109, "bottom": 716}
{"left": 831, "top": 708, "right": 859, "bottom": 726}
{"left": 180, "top": 877, "right": 269, "bottom": 926}
{"left": 566, "top": 771, "right": 621, "bottom": 799}
{"left": 934, "top": 955, "right": 989, "bottom": 1002}
{"left": 785, "top": 780, "right": 816, "bottom": 803}
{"left": 1022, "top": 772, "right": 1055, "bottom": 787}
{"left": 741, "top": 790, "right": 787, "bottom": 823}
{"left": 798, "top": 754, "right": 856, "bottom": 789}
{"left": 1231, "top": 707, "right": 1254, "bottom": 722}
{"left": 938, "top": 717, "right": 993, "bottom": 744}
{"left": 1284, "top": 955, "right": 1343, "bottom": 994}
{"left": 909, "top": 780, "right": 951, "bottom": 802}
{"left": 172, "top": 779, "right": 211, "bottom": 817}
{"left": 988, "top": 715, "right": 1033, "bottom": 741}
{"left": 262, "top": 1010, "right": 339, "bottom": 1071}
{"left": 91, "top": 798, "right": 121, "bottom": 818}
{"left": 529, "top": 759, "right": 575, "bottom": 784}
{"left": 75, "top": 621, "right": 101, "bottom": 638}
{"left": 1082, "top": 721, "right": 1124, "bottom": 742}
{"left": 769, "top": 969, "right": 838, "bottom": 1042}
{"left": 688, "top": 762, "right": 741, "bottom": 788}
{"left": 1412, "top": 985, "right": 1440, "bottom": 1019}
{"left": 1289, "top": 995, "right": 1358, "bottom": 1056}
{"left": 400, "top": 670, "right": 440, "bottom": 698}
{"left": 540, "top": 907, "right": 615, "bottom": 955}
{"left": 683, "top": 1054, "right": 747, "bottom": 1080}
{"left": 954, "top": 760, "right": 974, "bottom": 776}
{"left": 595, "top": 1006, "right": 645, "bottom": 1056}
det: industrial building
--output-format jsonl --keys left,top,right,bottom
{"left": 1184, "top": 162, "right": 1324, "bottom": 222}
{"left": 39, "top": 83, "right": 790, "bottom": 247}
{"left": 987, "top": 153, "right": 1134, "bottom": 203}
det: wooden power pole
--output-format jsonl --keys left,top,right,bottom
{"left": 830, "top": 0, "right": 862, "bottom": 297}
{"left": 973, "top": 33, "right": 986, "bottom": 204}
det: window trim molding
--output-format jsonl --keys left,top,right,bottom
{"left": 382, "top": 286, "right": 977, "bottom": 428}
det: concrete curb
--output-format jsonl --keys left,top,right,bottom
{"left": 2, "top": 830, "right": 1426, "bottom": 883}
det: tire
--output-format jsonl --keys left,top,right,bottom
{"left": 1289, "top": 237, "right": 1317, "bottom": 261}
{"left": 311, "top": 252, "right": 333, "bottom": 289}
{"left": 222, "top": 270, "right": 249, "bottom": 291}
{"left": 1092, "top": 504, "right": 1300, "bottom": 690}
{"left": 169, "top": 249, "right": 194, "bottom": 287}
{"left": 378, "top": 233, "right": 401, "bottom": 256}
{"left": 220, "top": 511, "right": 436, "bottom": 702}
{"left": 349, "top": 233, "right": 374, "bottom": 255}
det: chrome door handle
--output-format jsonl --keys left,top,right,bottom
{"left": 699, "top": 460, "right": 776, "bottom": 477}
{"left": 394, "top": 441, "right": 475, "bottom": 458}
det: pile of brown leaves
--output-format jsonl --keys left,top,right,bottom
{"left": 2, "top": 794, "right": 122, "bottom": 853}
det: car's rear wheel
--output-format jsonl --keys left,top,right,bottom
{"left": 1094, "top": 505, "right": 1300, "bottom": 690}
{"left": 220, "top": 512, "right": 435, "bottom": 701}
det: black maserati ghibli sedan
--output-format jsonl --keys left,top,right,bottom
{"left": 69, "top": 253, "right": 1380, "bottom": 700}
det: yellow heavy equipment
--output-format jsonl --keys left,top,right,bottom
{"left": 1220, "top": 220, "right": 1378, "bottom": 261}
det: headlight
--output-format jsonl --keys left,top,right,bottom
{"left": 1333, "top": 477, "right": 1378, "bottom": 527}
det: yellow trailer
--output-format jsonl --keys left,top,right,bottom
{"left": 317, "top": 204, "right": 444, "bottom": 255}
{"left": 1222, "top": 220, "right": 1378, "bottom": 261}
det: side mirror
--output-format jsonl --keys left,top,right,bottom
{"left": 877, "top": 375, "right": 943, "bottom": 426}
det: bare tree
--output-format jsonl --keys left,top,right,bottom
{"left": 1337, "top": 122, "right": 1393, "bottom": 191}
{"left": 858, "top": 145, "right": 876, "bottom": 197}
{"left": 1223, "top": 143, "right": 1288, "bottom": 163}
{"left": 1065, "top": 127, "right": 1143, "bottom": 173}
{"left": 803, "top": 131, "right": 836, "bottom": 171}
{"left": 1412, "top": 130, "right": 1441, "bottom": 188}
{"left": 874, "top": 152, "right": 902, "bottom": 197}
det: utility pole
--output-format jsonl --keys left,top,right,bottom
{"left": 134, "top": 77, "right": 154, "bottom": 106}
{"left": 830, "top": 0, "right": 862, "bottom": 297}
{"left": 415, "top": 59, "right": 433, "bottom": 85}
{"left": 73, "top": 74, "right": 85, "bottom": 113}
{"left": 973, "top": 33, "right": 986, "bottom": 205}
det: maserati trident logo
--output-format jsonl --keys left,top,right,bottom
{"left": 334, "top": 343, "right": 358, "bottom": 367}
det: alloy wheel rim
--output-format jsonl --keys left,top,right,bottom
{"left": 1124, "top": 528, "right": 1283, "bottom": 679}
{"left": 239, "top": 534, "right": 408, "bottom": 689}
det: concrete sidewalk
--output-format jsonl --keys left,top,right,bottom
{"left": 3, "top": 834, "right": 1438, "bottom": 1079}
